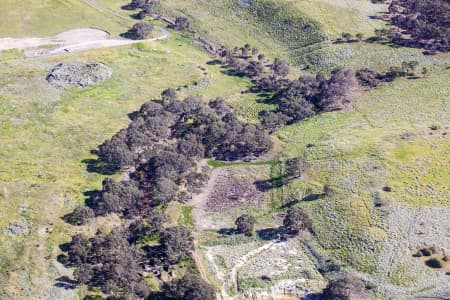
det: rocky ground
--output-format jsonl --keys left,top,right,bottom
{"left": 46, "top": 62, "right": 112, "bottom": 88}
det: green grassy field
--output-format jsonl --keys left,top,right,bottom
{"left": 0, "top": 0, "right": 133, "bottom": 37}
{"left": 275, "top": 68, "right": 449, "bottom": 272}
{"left": 284, "top": 0, "right": 387, "bottom": 38}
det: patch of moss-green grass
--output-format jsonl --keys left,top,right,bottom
{"left": 178, "top": 205, "right": 195, "bottom": 230}
{"left": 0, "top": 0, "right": 132, "bottom": 37}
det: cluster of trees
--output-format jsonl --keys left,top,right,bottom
{"left": 387, "top": 0, "right": 449, "bottom": 51}
{"left": 63, "top": 89, "right": 272, "bottom": 298}
{"left": 66, "top": 229, "right": 149, "bottom": 298}
{"left": 356, "top": 60, "right": 424, "bottom": 88}
{"left": 216, "top": 44, "right": 357, "bottom": 131}
{"left": 64, "top": 208, "right": 214, "bottom": 298}
{"left": 260, "top": 68, "right": 356, "bottom": 131}
{"left": 233, "top": 206, "right": 312, "bottom": 237}
{"left": 90, "top": 92, "right": 271, "bottom": 218}
{"left": 235, "top": 214, "right": 256, "bottom": 235}
{"left": 123, "top": 0, "right": 159, "bottom": 19}
{"left": 284, "top": 156, "right": 308, "bottom": 179}
{"left": 217, "top": 44, "right": 286, "bottom": 80}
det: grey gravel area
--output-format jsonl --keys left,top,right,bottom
{"left": 46, "top": 62, "right": 112, "bottom": 88}
{"left": 3, "top": 219, "right": 29, "bottom": 235}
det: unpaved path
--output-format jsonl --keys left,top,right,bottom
{"left": 0, "top": 27, "right": 169, "bottom": 58}
{"left": 229, "top": 241, "right": 276, "bottom": 293}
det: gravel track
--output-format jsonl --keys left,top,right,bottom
{"left": 0, "top": 27, "right": 169, "bottom": 58}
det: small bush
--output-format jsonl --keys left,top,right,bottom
{"left": 382, "top": 186, "right": 392, "bottom": 192}
{"left": 425, "top": 258, "right": 444, "bottom": 269}
{"left": 413, "top": 250, "right": 423, "bottom": 257}
{"left": 430, "top": 124, "right": 441, "bottom": 130}
{"left": 420, "top": 248, "right": 433, "bottom": 256}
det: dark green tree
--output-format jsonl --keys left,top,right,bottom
{"left": 162, "top": 273, "right": 216, "bottom": 300}
{"left": 283, "top": 207, "right": 312, "bottom": 234}
{"left": 235, "top": 214, "right": 256, "bottom": 235}
{"left": 160, "top": 226, "right": 194, "bottom": 264}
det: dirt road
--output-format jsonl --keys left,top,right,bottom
{"left": 0, "top": 27, "right": 170, "bottom": 58}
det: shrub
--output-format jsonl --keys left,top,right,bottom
{"left": 323, "top": 273, "right": 372, "bottom": 300}
{"left": 66, "top": 206, "right": 95, "bottom": 225}
{"left": 430, "top": 124, "right": 441, "bottom": 131}
{"left": 413, "top": 250, "right": 423, "bottom": 257}
{"left": 382, "top": 186, "right": 392, "bottom": 192}
{"left": 174, "top": 16, "right": 190, "bottom": 31}
{"left": 420, "top": 248, "right": 433, "bottom": 256}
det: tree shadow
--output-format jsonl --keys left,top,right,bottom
{"left": 56, "top": 254, "right": 69, "bottom": 265}
{"left": 121, "top": 4, "right": 136, "bottom": 10}
{"left": 255, "top": 93, "right": 279, "bottom": 105}
{"left": 206, "top": 59, "right": 222, "bottom": 65}
{"left": 143, "top": 244, "right": 165, "bottom": 266}
{"left": 59, "top": 242, "right": 71, "bottom": 252}
{"left": 302, "top": 292, "right": 323, "bottom": 300}
{"left": 280, "top": 193, "right": 323, "bottom": 209}
{"left": 146, "top": 291, "right": 166, "bottom": 300}
{"left": 57, "top": 243, "right": 73, "bottom": 266}
{"left": 54, "top": 276, "right": 77, "bottom": 289}
{"left": 217, "top": 228, "right": 236, "bottom": 235}
{"left": 131, "top": 12, "right": 146, "bottom": 20}
{"left": 254, "top": 175, "right": 290, "bottom": 192}
{"left": 82, "top": 158, "right": 117, "bottom": 175}
{"left": 220, "top": 69, "right": 245, "bottom": 77}
{"left": 256, "top": 227, "right": 286, "bottom": 241}
{"left": 62, "top": 212, "right": 80, "bottom": 226}
{"left": 128, "top": 110, "right": 139, "bottom": 121}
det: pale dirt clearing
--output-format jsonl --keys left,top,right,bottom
{"left": 0, "top": 27, "right": 170, "bottom": 58}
